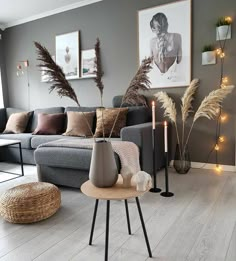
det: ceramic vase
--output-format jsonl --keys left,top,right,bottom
{"left": 89, "top": 140, "right": 118, "bottom": 187}
{"left": 173, "top": 144, "right": 191, "bottom": 174}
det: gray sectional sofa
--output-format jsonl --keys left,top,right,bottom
{"left": 0, "top": 97, "right": 168, "bottom": 188}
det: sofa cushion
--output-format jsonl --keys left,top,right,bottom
{"left": 63, "top": 111, "right": 95, "bottom": 137}
{"left": 126, "top": 107, "right": 151, "bottom": 126}
{"left": 3, "top": 112, "right": 30, "bottom": 134}
{"left": 94, "top": 108, "right": 128, "bottom": 138}
{"left": 33, "top": 113, "right": 65, "bottom": 135}
{"left": 29, "top": 107, "right": 65, "bottom": 133}
{"left": 0, "top": 133, "right": 33, "bottom": 149}
{"left": 31, "top": 135, "right": 79, "bottom": 149}
{"left": 0, "top": 108, "right": 6, "bottom": 133}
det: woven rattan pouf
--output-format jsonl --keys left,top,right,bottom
{"left": 0, "top": 182, "right": 61, "bottom": 223}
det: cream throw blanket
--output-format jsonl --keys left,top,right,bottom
{"left": 39, "top": 139, "right": 141, "bottom": 174}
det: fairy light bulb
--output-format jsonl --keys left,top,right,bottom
{"left": 225, "top": 16, "right": 232, "bottom": 23}
{"left": 220, "top": 52, "right": 225, "bottom": 58}
{"left": 221, "top": 84, "right": 226, "bottom": 89}
{"left": 215, "top": 144, "right": 220, "bottom": 151}
{"left": 220, "top": 114, "right": 227, "bottom": 122}
{"left": 222, "top": 77, "right": 229, "bottom": 84}
{"left": 218, "top": 136, "right": 225, "bottom": 143}
{"left": 216, "top": 48, "right": 222, "bottom": 55}
{"left": 215, "top": 164, "right": 222, "bottom": 173}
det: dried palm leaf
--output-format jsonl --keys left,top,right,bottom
{"left": 122, "top": 57, "right": 153, "bottom": 106}
{"left": 34, "top": 41, "right": 80, "bottom": 106}
{"left": 154, "top": 91, "right": 177, "bottom": 123}
{"left": 181, "top": 79, "right": 199, "bottom": 123}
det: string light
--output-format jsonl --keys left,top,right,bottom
{"left": 216, "top": 48, "right": 222, "bottom": 55}
{"left": 220, "top": 52, "right": 225, "bottom": 58}
{"left": 215, "top": 164, "right": 222, "bottom": 173}
{"left": 222, "top": 77, "right": 229, "bottom": 84}
{"left": 220, "top": 114, "right": 227, "bottom": 122}
{"left": 225, "top": 16, "right": 232, "bottom": 23}
{"left": 218, "top": 136, "right": 225, "bottom": 143}
{"left": 215, "top": 144, "right": 220, "bottom": 151}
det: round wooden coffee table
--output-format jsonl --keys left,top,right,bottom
{"left": 81, "top": 176, "right": 152, "bottom": 261}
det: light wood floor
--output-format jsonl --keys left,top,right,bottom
{"left": 0, "top": 163, "right": 235, "bottom": 261}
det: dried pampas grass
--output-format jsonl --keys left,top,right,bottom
{"left": 181, "top": 79, "right": 199, "bottom": 123}
{"left": 154, "top": 91, "right": 177, "bottom": 123}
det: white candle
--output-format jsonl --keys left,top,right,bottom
{"left": 152, "top": 101, "right": 155, "bottom": 130}
{"left": 164, "top": 121, "right": 168, "bottom": 152}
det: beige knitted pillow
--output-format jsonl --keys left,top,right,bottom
{"left": 63, "top": 111, "right": 95, "bottom": 137}
{"left": 3, "top": 112, "right": 30, "bottom": 134}
{"left": 94, "top": 108, "right": 128, "bottom": 138}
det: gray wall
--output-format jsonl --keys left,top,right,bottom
{"left": 2, "top": 0, "right": 236, "bottom": 165}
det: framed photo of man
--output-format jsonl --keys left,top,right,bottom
{"left": 56, "top": 31, "right": 80, "bottom": 80}
{"left": 138, "top": 0, "right": 191, "bottom": 88}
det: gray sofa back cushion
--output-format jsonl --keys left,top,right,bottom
{"left": 0, "top": 108, "right": 6, "bottom": 132}
{"left": 126, "top": 107, "right": 151, "bottom": 126}
{"left": 29, "top": 107, "right": 65, "bottom": 133}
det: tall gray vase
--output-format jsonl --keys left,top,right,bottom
{"left": 89, "top": 140, "right": 118, "bottom": 188}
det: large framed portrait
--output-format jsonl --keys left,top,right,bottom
{"left": 56, "top": 31, "right": 80, "bottom": 80}
{"left": 138, "top": 0, "right": 191, "bottom": 88}
{"left": 81, "top": 49, "right": 96, "bottom": 78}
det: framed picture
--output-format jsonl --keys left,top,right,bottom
{"left": 56, "top": 31, "right": 80, "bottom": 80}
{"left": 41, "top": 56, "right": 55, "bottom": 82}
{"left": 138, "top": 0, "right": 191, "bottom": 88}
{"left": 81, "top": 49, "right": 96, "bottom": 78}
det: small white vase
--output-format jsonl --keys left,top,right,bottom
{"left": 216, "top": 25, "right": 231, "bottom": 41}
{"left": 202, "top": 51, "right": 216, "bottom": 65}
{"left": 89, "top": 141, "right": 118, "bottom": 188}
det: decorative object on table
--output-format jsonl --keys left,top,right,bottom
{"left": 161, "top": 121, "right": 174, "bottom": 197}
{"left": 216, "top": 17, "right": 232, "bottom": 41}
{"left": 134, "top": 171, "right": 152, "bottom": 192}
{"left": 34, "top": 40, "right": 152, "bottom": 188}
{"left": 81, "top": 49, "right": 96, "bottom": 78}
{"left": 202, "top": 45, "right": 216, "bottom": 65}
{"left": 55, "top": 31, "right": 80, "bottom": 80}
{"left": 149, "top": 100, "right": 161, "bottom": 193}
{"left": 138, "top": 0, "right": 191, "bottom": 88}
{"left": 0, "top": 182, "right": 61, "bottom": 223}
{"left": 155, "top": 79, "right": 234, "bottom": 174}
{"left": 89, "top": 141, "right": 118, "bottom": 188}
{"left": 121, "top": 166, "right": 134, "bottom": 188}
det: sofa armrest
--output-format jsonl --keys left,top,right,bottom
{"left": 0, "top": 108, "right": 7, "bottom": 133}
{"left": 121, "top": 122, "right": 165, "bottom": 174}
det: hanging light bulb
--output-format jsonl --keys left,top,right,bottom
{"left": 215, "top": 164, "right": 222, "bottom": 173}
{"left": 222, "top": 77, "right": 229, "bottom": 84}
{"left": 220, "top": 114, "right": 227, "bottom": 122}
{"left": 225, "top": 16, "right": 232, "bottom": 23}
{"left": 220, "top": 52, "right": 225, "bottom": 58}
{"left": 218, "top": 136, "right": 225, "bottom": 143}
{"left": 216, "top": 48, "right": 222, "bottom": 55}
{"left": 215, "top": 144, "right": 220, "bottom": 151}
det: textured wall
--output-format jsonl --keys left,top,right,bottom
{"left": 2, "top": 0, "right": 236, "bottom": 165}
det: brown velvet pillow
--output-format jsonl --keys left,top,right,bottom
{"left": 94, "top": 108, "right": 128, "bottom": 138}
{"left": 63, "top": 111, "right": 95, "bottom": 137}
{"left": 33, "top": 113, "right": 65, "bottom": 135}
{"left": 3, "top": 112, "right": 30, "bottom": 134}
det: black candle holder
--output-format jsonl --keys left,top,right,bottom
{"left": 160, "top": 151, "right": 174, "bottom": 197}
{"left": 149, "top": 128, "right": 161, "bottom": 193}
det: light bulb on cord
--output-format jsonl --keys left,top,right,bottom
{"left": 218, "top": 136, "right": 225, "bottom": 143}
{"left": 220, "top": 52, "right": 225, "bottom": 58}
{"left": 215, "top": 164, "right": 222, "bottom": 173}
{"left": 225, "top": 16, "right": 232, "bottom": 23}
{"left": 215, "top": 144, "right": 220, "bottom": 151}
{"left": 222, "top": 77, "right": 229, "bottom": 84}
{"left": 216, "top": 48, "right": 222, "bottom": 55}
{"left": 220, "top": 114, "right": 227, "bottom": 122}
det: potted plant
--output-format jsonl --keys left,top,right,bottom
{"left": 202, "top": 45, "right": 216, "bottom": 65}
{"left": 216, "top": 16, "right": 232, "bottom": 41}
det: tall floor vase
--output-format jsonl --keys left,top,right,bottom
{"left": 173, "top": 144, "right": 191, "bottom": 174}
{"left": 89, "top": 140, "right": 118, "bottom": 187}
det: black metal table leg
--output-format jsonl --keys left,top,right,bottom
{"left": 105, "top": 200, "right": 110, "bottom": 261}
{"left": 19, "top": 143, "right": 24, "bottom": 176}
{"left": 124, "top": 199, "right": 131, "bottom": 235}
{"left": 89, "top": 199, "right": 99, "bottom": 245}
{"left": 135, "top": 197, "right": 152, "bottom": 258}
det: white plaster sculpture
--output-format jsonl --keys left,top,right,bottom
{"left": 134, "top": 171, "right": 152, "bottom": 192}
{"left": 121, "top": 166, "right": 135, "bottom": 188}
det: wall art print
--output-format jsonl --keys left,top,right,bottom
{"left": 81, "top": 49, "right": 96, "bottom": 78}
{"left": 56, "top": 31, "right": 80, "bottom": 80}
{"left": 138, "top": 0, "right": 191, "bottom": 88}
